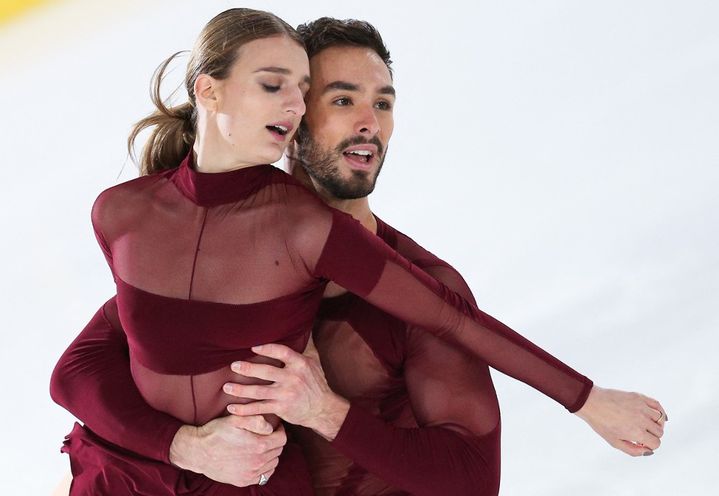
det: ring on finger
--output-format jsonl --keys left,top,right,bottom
{"left": 655, "top": 410, "right": 665, "bottom": 423}
{"left": 259, "top": 473, "right": 269, "bottom": 486}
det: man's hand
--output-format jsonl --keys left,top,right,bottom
{"left": 223, "top": 339, "right": 351, "bottom": 441}
{"left": 169, "top": 415, "right": 285, "bottom": 487}
{"left": 574, "top": 385, "right": 668, "bottom": 456}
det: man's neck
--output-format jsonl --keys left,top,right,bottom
{"left": 324, "top": 195, "right": 377, "bottom": 234}
{"left": 290, "top": 162, "right": 377, "bottom": 234}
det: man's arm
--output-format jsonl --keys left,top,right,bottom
{"left": 225, "top": 264, "right": 501, "bottom": 495}
{"left": 50, "top": 296, "right": 286, "bottom": 487}
{"left": 50, "top": 296, "right": 182, "bottom": 462}
{"left": 228, "top": 343, "right": 498, "bottom": 495}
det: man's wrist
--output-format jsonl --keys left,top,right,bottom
{"left": 168, "top": 424, "right": 202, "bottom": 472}
{"left": 310, "top": 393, "right": 351, "bottom": 441}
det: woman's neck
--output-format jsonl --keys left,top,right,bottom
{"left": 192, "top": 128, "right": 257, "bottom": 174}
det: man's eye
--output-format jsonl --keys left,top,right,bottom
{"left": 333, "top": 97, "right": 351, "bottom": 106}
{"left": 262, "top": 84, "right": 281, "bottom": 93}
{"left": 375, "top": 100, "right": 392, "bottom": 110}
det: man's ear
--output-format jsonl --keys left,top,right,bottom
{"left": 194, "top": 74, "right": 219, "bottom": 112}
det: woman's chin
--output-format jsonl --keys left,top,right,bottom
{"left": 260, "top": 148, "right": 286, "bottom": 165}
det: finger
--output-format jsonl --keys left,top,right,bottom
{"left": 224, "top": 383, "right": 278, "bottom": 401}
{"left": 252, "top": 344, "right": 300, "bottom": 364}
{"left": 618, "top": 440, "right": 654, "bottom": 457}
{"left": 634, "top": 430, "right": 661, "bottom": 451}
{"left": 256, "top": 466, "right": 277, "bottom": 485}
{"left": 644, "top": 416, "right": 664, "bottom": 439}
{"left": 645, "top": 406, "right": 666, "bottom": 426}
{"left": 231, "top": 360, "right": 286, "bottom": 382}
{"left": 230, "top": 415, "right": 274, "bottom": 435}
{"left": 259, "top": 456, "right": 280, "bottom": 476}
{"left": 262, "top": 446, "right": 283, "bottom": 460}
{"left": 228, "top": 401, "right": 277, "bottom": 417}
{"left": 267, "top": 423, "right": 287, "bottom": 448}
{"left": 642, "top": 396, "right": 668, "bottom": 421}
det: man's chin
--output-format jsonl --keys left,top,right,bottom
{"left": 331, "top": 178, "right": 376, "bottom": 200}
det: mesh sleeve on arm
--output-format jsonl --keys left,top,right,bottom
{"left": 305, "top": 209, "right": 593, "bottom": 412}
{"left": 330, "top": 263, "right": 501, "bottom": 496}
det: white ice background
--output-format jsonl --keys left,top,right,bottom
{"left": 1, "top": 0, "right": 717, "bottom": 494}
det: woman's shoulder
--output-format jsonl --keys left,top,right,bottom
{"left": 95, "top": 170, "right": 171, "bottom": 202}
{"left": 92, "top": 170, "right": 172, "bottom": 222}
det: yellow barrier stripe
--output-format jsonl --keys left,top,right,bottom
{"left": 0, "top": 0, "right": 56, "bottom": 25}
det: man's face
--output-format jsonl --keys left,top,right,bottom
{"left": 296, "top": 45, "right": 395, "bottom": 199}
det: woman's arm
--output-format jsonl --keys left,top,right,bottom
{"left": 287, "top": 207, "right": 666, "bottom": 455}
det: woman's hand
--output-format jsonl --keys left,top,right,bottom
{"left": 574, "top": 385, "right": 668, "bottom": 456}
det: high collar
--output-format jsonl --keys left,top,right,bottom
{"left": 171, "top": 152, "right": 272, "bottom": 207}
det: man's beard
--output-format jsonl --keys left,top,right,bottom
{"left": 296, "top": 123, "right": 386, "bottom": 200}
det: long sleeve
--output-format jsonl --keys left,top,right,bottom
{"left": 302, "top": 209, "right": 593, "bottom": 412}
{"left": 330, "top": 263, "right": 501, "bottom": 496}
{"left": 49, "top": 296, "right": 183, "bottom": 463}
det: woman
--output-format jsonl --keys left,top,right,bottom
{"left": 55, "top": 8, "right": 665, "bottom": 495}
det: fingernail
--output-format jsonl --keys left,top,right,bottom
{"left": 227, "top": 405, "right": 236, "bottom": 414}
{"left": 223, "top": 383, "right": 232, "bottom": 393}
{"left": 252, "top": 345, "right": 263, "bottom": 352}
{"left": 665, "top": 413, "right": 669, "bottom": 422}
{"left": 231, "top": 362, "right": 241, "bottom": 372}
{"left": 642, "top": 450, "right": 654, "bottom": 457}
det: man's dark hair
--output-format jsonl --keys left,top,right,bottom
{"left": 296, "top": 17, "right": 393, "bottom": 76}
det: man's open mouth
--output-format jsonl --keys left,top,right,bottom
{"left": 343, "top": 150, "right": 374, "bottom": 163}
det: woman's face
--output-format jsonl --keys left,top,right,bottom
{"left": 207, "top": 35, "right": 310, "bottom": 166}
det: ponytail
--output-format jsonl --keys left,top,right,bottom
{"left": 127, "top": 51, "right": 196, "bottom": 175}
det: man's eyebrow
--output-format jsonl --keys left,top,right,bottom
{"left": 322, "top": 81, "right": 359, "bottom": 94}
{"left": 322, "top": 81, "right": 396, "bottom": 97}
{"left": 254, "top": 66, "right": 311, "bottom": 84}
{"left": 379, "top": 85, "right": 396, "bottom": 97}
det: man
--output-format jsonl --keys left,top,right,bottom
{"left": 51, "top": 17, "right": 666, "bottom": 496}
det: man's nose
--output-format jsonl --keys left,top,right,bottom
{"left": 355, "top": 107, "right": 380, "bottom": 135}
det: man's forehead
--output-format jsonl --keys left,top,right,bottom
{"left": 309, "top": 45, "right": 392, "bottom": 89}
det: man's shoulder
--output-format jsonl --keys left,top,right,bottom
{"left": 377, "top": 217, "right": 476, "bottom": 303}
{"left": 377, "top": 217, "right": 452, "bottom": 270}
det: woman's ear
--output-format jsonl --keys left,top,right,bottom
{"left": 194, "top": 74, "right": 219, "bottom": 112}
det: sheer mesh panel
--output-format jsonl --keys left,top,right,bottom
{"left": 91, "top": 157, "right": 333, "bottom": 424}
{"left": 292, "top": 220, "right": 501, "bottom": 495}
{"left": 310, "top": 212, "right": 591, "bottom": 413}
{"left": 88, "top": 153, "right": 588, "bottom": 491}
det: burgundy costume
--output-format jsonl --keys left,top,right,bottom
{"left": 51, "top": 154, "right": 592, "bottom": 495}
